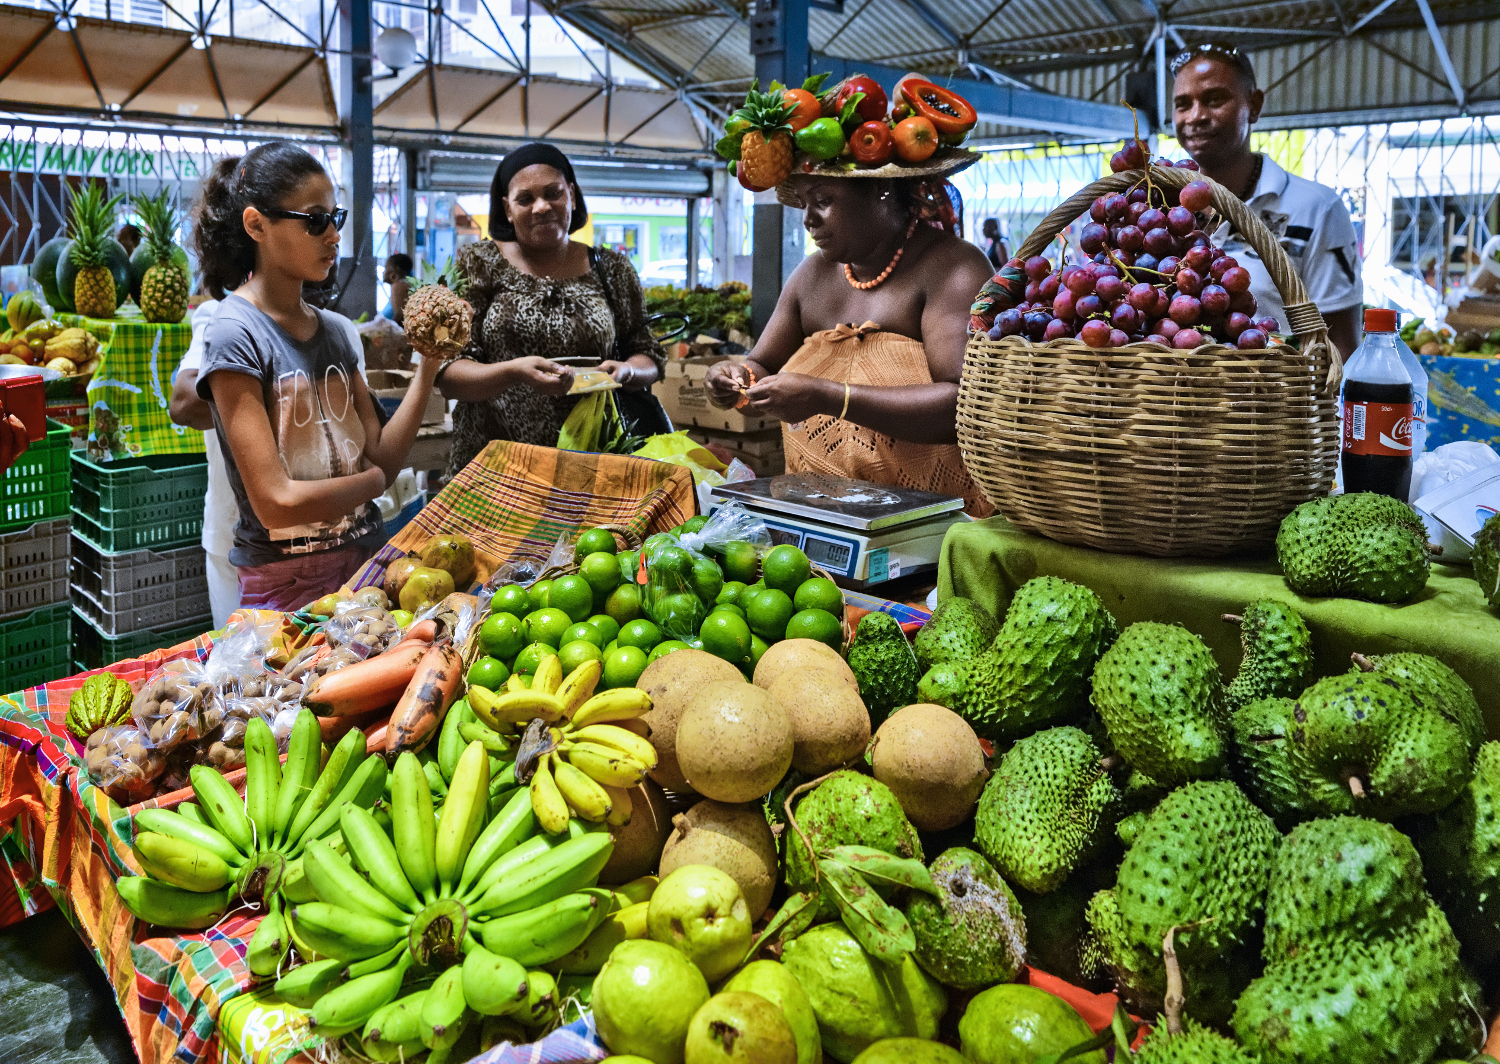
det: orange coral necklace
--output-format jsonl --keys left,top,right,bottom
{"left": 844, "top": 218, "right": 919, "bottom": 291}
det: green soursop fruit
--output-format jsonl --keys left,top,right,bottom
{"left": 784, "top": 770, "right": 922, "bottom": 915}
{"left": 66, "top": 672, "right": 135, "bottom": 738}
{"left": 1116, "top": 780, "right": 1280, "bottom": 967}
{"left": 1262, "top": 817, "right": 1427, "bottom": 962}
{"left": 1011, "top": 862, "right": 1116, "bottom": 992}
{"left": 1437, "top": 964, "right": 1486, "bottom": 1060}
{"left": 1285, "top": 671, "right": 1472, "bottom": 819}
{"left": 1276, "top": 492, "right": 1430, "bottom": 603}
{"left": 914, "top": 597, "right": 997, "bottom": 673}
{"left": 1348, "top": 651, "right": 1484, "bottom": 757}
{"left": 905, "top": 848, "right": 1026, "bottom": 989}
{"left": 1115, "top": 810, "right": 1148, "bottom": 848}
{"left": 1233, "top": 899, "right": 1463, "bottom": 1064}
{"left": 1230, "top": 697, "right": 1308, "bottom": 827}
{"left": 1133, "top": 1019, "right": 1261, "bottom": 1064}
{"left": 846, "top": 611, "right": 920, "bottom": 725}
{"left": 1419, "top": 741, "right": 1500, "bottom": 964}
{"left": 1474, "top": 513, "right": 1500, "bottom": 607}
{"left": 1223, "top": 599, "right": 1314, "bottom": 713}
{"left": 973, "top": 726, "right": 1119, "bottom": 893}
{"left": 915, "top": 653, "right": 996, "bottom": 722}
{"left": 1090, "top": 622, "right": 1227, "bottom": 785}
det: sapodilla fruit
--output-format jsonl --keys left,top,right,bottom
{"left": 676, "top": 681, "right": 793, "bottom": 803}
{"left": 660, "top": 800, "right": 779, "bottom": 919}
{"left": 753, "top": 638, "right": 857, "bottom": 692}
{"left": 871, "top": 704, "right": 988, "bottom": 831}
{"left": 599, "top": 779, "right": 673, "bottom": 885}
{"left": 768, "top": 666, "right": 871, "bottom": 774}
{"left": 640, "top": 650, "right": 745, "bottom": 793}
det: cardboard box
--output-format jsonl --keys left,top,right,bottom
{"left": 1444, "top": 295, "right": 1500, "bottom": 333}
{"left": 654, "top": 356, "right": 779, "bottom": 434}
{"left": 368, "top": 368, "right": 447, "bottom": 425}
{"left": 687, "top": 426, "right": 785, "bottom": 477}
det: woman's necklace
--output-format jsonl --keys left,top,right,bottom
{"left": 844, "top": 218, "right": 919, "bottom": 291}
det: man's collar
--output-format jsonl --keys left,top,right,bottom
{"left": 1247, "top": 153, "right": 1289, "bottom": 203}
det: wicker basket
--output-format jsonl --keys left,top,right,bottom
{"left": 957, "top": 165, "right": 1340, "bottom": 558}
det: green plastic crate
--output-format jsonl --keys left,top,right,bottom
{"left": 0, "top": 600, "right": 73, "bottom": 691}
{"left": 0, "top": 420, "right": 71, "bottom": 533}
{"left": 72, "top": 607, "right": 212, "bottom": 672}
{"left": 70, "top": 451, "right": 207, "bottom": 553}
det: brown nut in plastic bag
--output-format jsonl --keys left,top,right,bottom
{"left": 85, "top": 724, "right": 166, "bottom": 805}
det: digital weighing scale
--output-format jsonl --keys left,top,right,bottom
{"left": 708, "top": 474, "right": 968, "bottom": 589}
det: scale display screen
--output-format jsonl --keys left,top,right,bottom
{"left": 803, "top": 535, "right": 854, "bottom": 572}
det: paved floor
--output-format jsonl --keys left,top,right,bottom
{"left": 0, "top": 908, "right": 137, "bottom": 1064}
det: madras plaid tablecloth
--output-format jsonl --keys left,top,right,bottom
{"left": 347, "top": 441, "right": 698, "bottom": 593}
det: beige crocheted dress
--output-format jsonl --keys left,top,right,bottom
{"left": 780, "top": 321, "right": 993, "bottom": 517}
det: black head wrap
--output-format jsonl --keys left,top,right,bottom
{"left": 488, "top": 142, "right": 589, "bottom": 241}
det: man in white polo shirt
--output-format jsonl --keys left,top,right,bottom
{"left": 1172, "top": 43, "right": 1363, "bottom": 359}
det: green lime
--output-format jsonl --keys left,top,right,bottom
{"left": 603, "top": 640, "right": 618, "bottom": 656}
{"left": 391, "top": 609, "right": 414, "bottom": 629}
{"left": 716, "top": 581, "right": 747, "bottom": 607}
{"left": 526, "top": 607, "right": 574, "bottom": 648}
{"left": 794, "top": 577, "right": 844, "bottom": 617}
{"left": 605, "top": 583, "right": 643, "bottom": 626}
{"left": 690, "top": 556, "right": 724, "bottom": 604}
{"left": 587, "top": 614, "right": 621, "bottom": 645}
{"left": 564, "top": 622, "right": 604, "bottom": 648}
{"left": 750, "top": 633, "right": 769, "bottom": 668}
{"left": 745, "top": 588, "right": 795, "bottom": 642}
{"left": 513, "top": 673, "right": 532, "bottom": 689}
{"left": 602, "top": 645, "right": 650, "bottom": 689}
{"left": 721, "top": 541, "right": 760, "bottom": 585}
{"left": 786, "top": 608, "right": 843, "bottom": 650}
{"left": 651, "top": 544, "right": 693, "bottom": 582}
{"left": 527, "top": 580, "right": 552, "bottom": 611}
{"left": 699, "top": 610, "right": 754, "bottom": 667}
{"left": 559, "top": 639, "right": 603, "bottom": 673}
{"left": 466, "top": 656, "right": 511, "bottom": 690}
{"left": 513, "top": 642, "right": 552, "bottom": 675}
{"left": 479, "top": 612, "right": 526, "bottom": 660}
{"left": 708, "top": 603, "right": 746, "bottom": 620}
{"left": 619, "top": 550, "right": 643, "bottom": 585}
{"left": 549, "top": 574, "right": 595, "bottom": 623}
{"left": 746, "top": 579, "right": 767, "bottom": 594}
{"left": 652, "top": 592, "right": 704, "bottom": 638}
{"left": 493, "top": 584, "right": 530, "bottom": 616}
{"left": 763, "top": 544, "right": 811, "bottom": 594}
{"left": 680, "top": 515, "right": 710, "bottom": 536}
{"left": 618, "top": 618, "right": 663, "bottom": 651}
{"left": 648, "top": 640, "right": 691, "bottom": 664}
{"left": 580, "top": 551, "right": 623, "bottom": 598}
{"left": 576, "top": 527, "right": 619, "bottom": 557}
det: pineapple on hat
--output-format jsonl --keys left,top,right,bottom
{"left": 63, "top": 184, "right": 125, "bottom": 320}
{"left": 728, "top": 81, "right": 797, "bottom": 189}
{"left": 132, "top": 189, "right": 189, "bottom": 324}
{"left": 403, "top": 257, "right": 473, "bottom": 359}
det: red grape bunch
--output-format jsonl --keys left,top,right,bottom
{"left": 986, "top": 159, "right": 1278, "bottom": 351}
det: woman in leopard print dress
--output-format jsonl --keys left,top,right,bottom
{"left": 438, "top": 143, "right": 665, "bottom": 478}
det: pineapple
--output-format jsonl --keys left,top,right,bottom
{"left": 65, "top": 184, "right": 124, "bottom": 320}
{"left": 733, "top": 81, "right": 797, "bottom": 189}
{"left": 133, "top": 190, "right": 189, "bottom": 323}
{"left": 402, "top": 258, "right": 473, "bottom": 358}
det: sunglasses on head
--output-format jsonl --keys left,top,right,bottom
{"left": 1170, "top": 42, "right": 1256, "bottom": 81}
{"left": 260, "top": 206, "right": 348, "bottom": 235}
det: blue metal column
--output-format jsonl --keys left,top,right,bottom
{"left": 748, "top": 0, "right": 809, "bottom": 334}
{"left": 339, "top": 0, "right": 378, "bottom": 317}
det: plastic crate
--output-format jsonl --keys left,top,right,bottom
{"left": 70, "top": 451, "right": 207, "bottom": 553}
{"left": 0, "top": 420, "right": 71, "bottom": 532}
{"left": 0, "top": 600, "right": 73, "bottom": 693}
{"left": 0, "top": 517, "right": 70, "bottom": 619}
{"left": 70, "top": 534, "right": 211, "bottom": 636}
{"left": 72, "top": 607, "right": 212, "bottom": 673}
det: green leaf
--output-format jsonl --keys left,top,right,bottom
{"left": 818, "top": 859, "right": 914, "bottom": 963}
{"left": 822, "top": 846, "right": 940, "bottom": 897}
{"left": 741, "top": 890, "right": 820, "bottom": 966}
{"left": 716, "top": 134, "right": 742, "bottom": 161}
{"left": 802, "top": 72, "right": 830, "bottom": 94}
{"left": 837, "top": 91, "right": 865, "bottom": 127}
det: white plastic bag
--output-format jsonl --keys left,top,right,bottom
{"left": 1411, "top": 441, "right": 1500, "bottom": 561}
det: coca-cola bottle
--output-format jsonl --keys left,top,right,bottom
{"left": 1341, "top": 308, "right": 1413, "bottom": 501}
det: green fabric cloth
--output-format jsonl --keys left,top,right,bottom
{"left": 68, "top": 314, "right": 204, "bottom": 462}
{"left": 939, "top": 517, "right": 1500, "bottom": 734}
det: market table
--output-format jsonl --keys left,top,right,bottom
{"left": 939, "top": 517, "right": 1500, "bottom": 733}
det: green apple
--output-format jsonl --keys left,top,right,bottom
{"left": 592, "top": 940, "right": 709, "bottom": 1064}
{"left": 647, "top": 865, "right": 753, "bottom": 983}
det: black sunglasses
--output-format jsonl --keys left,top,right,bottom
{"left": 260, "top": 206, "right": 348, "bottom": 235}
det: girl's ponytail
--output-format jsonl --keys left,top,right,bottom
{"left": 191, "top": 141, "right": 329, "bottom": 299}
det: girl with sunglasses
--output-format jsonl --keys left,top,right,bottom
{"left": 192, "top": 141, "right": 440, "bottom": 611}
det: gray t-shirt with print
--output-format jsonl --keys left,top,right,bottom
{"left": 197, "top": 293, "right": 383, "bottom": 568}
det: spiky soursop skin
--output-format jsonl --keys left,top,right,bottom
{"left": 66, "top": 672, "right": 134, "bottom": 738}
{"left": 846, "top": 611, "right": 919, "bottom": 725}
{"left": 1285, "top": 671, "right": 1471, "bottom": 819}
{"left": 1419, "top": 742, "right": 1500, "bottom": 965}
{"left": 784, "top": 769, "right": 921, "bottom": 917}
{"left": 1349, "top": 651, "right": 1484, "bottom": 757}
{"left": 1276, "top": 492, "right": 1430, "bottom": 603}
{"left": 914, "top": 597, "right": 997, "bottom": 673}
{"left": 1091, "top": 622, "right": 1226, "bottom": 785}
{"left": 905, "top": 848, "right": 1025, "bottom": 989}
{"left": 974, "top": 726, "right": 1118, "bottom": 894}
{"left": 1474, "top": 513, "right": 1500, "bottom": 607}
{"left": 1133, "top": 1019, "right": 1260, "bottom": 1064}
{"left": 1230, "top": 697, "right": 1306, "bottom": 828}
{"left": 1116, "top": 780, "right": 1279, "bottom": 967}
{"left": 1223, "top": 599, "right": 1313, "bottom": 713}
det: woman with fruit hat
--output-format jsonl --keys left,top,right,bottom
{"left": 707, "top": 74, "right": 995, "bottom": 515}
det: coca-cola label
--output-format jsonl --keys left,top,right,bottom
{"left": 1343, "top": 400, "right": 1413, "bottom": 456}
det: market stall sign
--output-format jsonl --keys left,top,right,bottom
{"left": 0, "top": 140, "right": 203, "bottom": 180}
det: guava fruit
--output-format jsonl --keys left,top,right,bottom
{"left": 722, "top": 959, "right": 822, "bottom": 1064}
{"left": 592, "top": 939, "right": 710, "bottom": 1064}
{"left": 958, "top": 984, "right": 1104, "bottom": 1064}
{"left": 851, "top": 1039, "right": 968, "bottom": 1064}
{"left": 683, "top": 991, "right": 797, "bottom": 1064}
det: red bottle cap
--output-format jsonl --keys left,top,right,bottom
{"left": 1364, "top": 308, "right": 1398, "bottom": 332}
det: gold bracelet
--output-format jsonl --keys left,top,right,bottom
{"left": 839, "top": 382, "right": 851, "bottom": 421}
